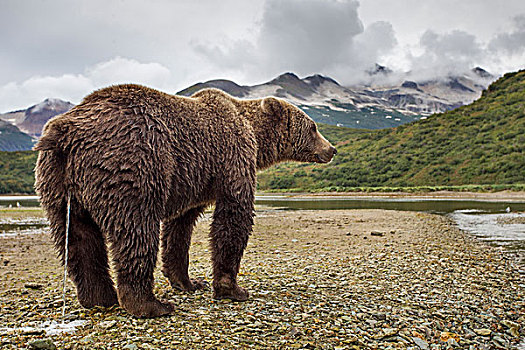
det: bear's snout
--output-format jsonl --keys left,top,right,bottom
{"left": 315, "top": 145, "right": 337, "bottom": 163}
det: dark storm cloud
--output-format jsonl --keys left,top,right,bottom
{"left": 257, "top": 0, "right": 364, "bottom": 73}
{"left": 194, "top": 0, "right": 397, "bottom": 83}
{"left": 408, "top": 30, "right": 485, "bottom": 80}
{"left": 488, "top": 15, "right": 525, "bottom": 55}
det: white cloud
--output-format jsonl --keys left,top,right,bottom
{"left": 0, "top": 57, "right": 173, "bottom": 112}
{"left": 86, "top": 57, "right": 172, "bottom": 88}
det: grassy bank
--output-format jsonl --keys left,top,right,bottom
{"left": 260, "top": 183, "right": 525, "bottom": 194}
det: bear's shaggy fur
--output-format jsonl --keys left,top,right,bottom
{"left": 34, "top": 84, "right": 336, "bottom": 317}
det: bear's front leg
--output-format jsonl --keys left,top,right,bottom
{"left": 161, "top": 206, "right": 208, "bottom": 292}
{"left": 210, "top": 195, "right": 254, "bottom": 301}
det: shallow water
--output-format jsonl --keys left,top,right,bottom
{"left": 450, "top": 211, "right": 525, "bottom": 252}
{"left": 255, "top": 195, "right": 525, "bottom": 214}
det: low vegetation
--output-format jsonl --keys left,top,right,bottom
{"left": 0, "top": 151, "right": 38, "bottom": 194}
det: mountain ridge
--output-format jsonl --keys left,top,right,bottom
{"left": 0, "top": 67, "right": 496, "bottom": 151}
{"left": 0, "top": 120, "right": 35, "bottom": 152}
{"left": 178, "top": 67, "right": 495, "bottom": 127}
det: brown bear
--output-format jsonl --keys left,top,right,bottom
{"left": 34, "top": 84, "right": 336, "bottom": 318}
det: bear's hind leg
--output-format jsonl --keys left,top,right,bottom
{"left": 110, "top": 214, "right": 174, "bottom": 318}
{"left": 63, "top": 203, "right": 118, "bottom": 308}
{"left": 161, "top": 206, "right": 207, "bottom": 292}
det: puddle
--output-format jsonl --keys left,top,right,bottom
{"left": 0, "top": 218, "right": 49, "bottom": 238}
{"left": 0, "top": 320, "right": 88, "bottom": 336}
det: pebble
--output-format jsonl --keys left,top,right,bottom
{"left": 24, "top": 283, "right": 43, "bottom": 290}
{"left": 28, "top": 339, "right": 56, "bottom": 350}
{"left": 99, "top": 320, "right": 117, "bottom": 329}
{"left": 446, "top": 338, "right": 460, "bottom": 347}
{"left": 1, "top": 210, "right": 523, "bottom": 349}
{"left": 370, "top": 231, "right": 385, "bottom": 237}
{"left": 474, "top": 328, "right": 492, "bottom": 336}
{"left": 501, "top": 320, "right": 519, "bottom": 329}
{"left": 412, "top": 337, "right": 430, "bottom": 350}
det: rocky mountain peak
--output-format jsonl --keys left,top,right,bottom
{"left": 19, "top": 98, "right": 74, "bottom": 137}
{"left": 27, "top": 98, "right": 74, "bottom": 115}
{"left": 270, "top": 72, "right": 302, "bottom": 84}
{"left": 367, "top": 63, "right": 393, "bottom": 76}
{"left": 303, "top": 74, "right": 340, "bottom": 88}
{"left": 472, "top": 67, "right": 493, "bottom": 79}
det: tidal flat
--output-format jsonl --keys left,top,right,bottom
{"left": 1, "top": 209, "right": 524, "bottom": 349}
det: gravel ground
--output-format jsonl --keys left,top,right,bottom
{"left": 1, "top": 209, "right": 524, "bottom": 349}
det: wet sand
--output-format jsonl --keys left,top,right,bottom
{"left": 1, "top": 209, "right": 524, "bottom": 349}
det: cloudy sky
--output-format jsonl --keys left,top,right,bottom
{"left": 1, "top": 0, "right": 524, "bottom": 112}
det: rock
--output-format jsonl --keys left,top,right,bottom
{"left": 373, "top": 312, "right": 387, "bottom": 320}
{"left": 340, "top": 315, "right": 352, "bottom": 322}
{"left": 371, "top": 231, "right": 385, "bottom": 237}
{"left": 24, "top": 283, "right": 43, "bottom": 290}
{"left": 440, "top": 332, "right": 460, "bottom": 342}
{"left": 80, "top": 336, "right": 95, "bottom": 344}
{"left": 28, "top": 339, "right": 56, "bottom": 350}
{"left": 122, "top": 345, "right": 138, "bottom": 350}
{"left": 507, "top": 327, "right": 519, "bottom": 337}
{"left": 289, "top": 327, "right": 300, "bottom": 337}
{"left": 446, "top": 338, "right": 460, "bottom": 347}
{"left": 474, "top": 328, "right": 491, "bottom": 336}
{"left": 492, "top": 335, "right": 508, "bottom": 347}
{"left": 412, "top": 336, "right": 429, "bottom": 350}
{"left": 501, "top": 320, "right": 519, "bottom": 329}
{"left": 381, "top": 328, "right": 398, "bottom": 337}
{"left": 99, "top": 320, "right": 117, "bottom": 329}
{"left": 20, "top": 328, "right": 45, "bottom": 336}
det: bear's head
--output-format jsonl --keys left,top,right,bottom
{"left": 261, "top": 97, "right": 337, "bottom": 166}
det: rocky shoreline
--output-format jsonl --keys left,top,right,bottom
{"left": 1, "top": 209, "right": 524, "bottom": 349}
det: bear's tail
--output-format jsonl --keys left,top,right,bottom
{"left": 34, "top": 117, "right": 71, "bottom": 258}
{"left": 33, "top": 117, "right": 69, "bottom": 152}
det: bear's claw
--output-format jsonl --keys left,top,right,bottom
{"left": 213, "top": 285, "right": 249, "bottom": 302}
{"left": 123, "top": 299, "right": 175, "bottom": 318}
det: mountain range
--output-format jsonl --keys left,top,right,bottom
{"left": 0, "top": 67, "right": 495, "bottom": 151}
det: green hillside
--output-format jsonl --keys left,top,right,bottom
{"left": 0, "top": 151, "right": 38, "bottom": 194}
{"left": 0, "top": 121, "right": 35, "bottom": 151}
{"left": 258, "top": 70, "right": 525, "bottom": 191}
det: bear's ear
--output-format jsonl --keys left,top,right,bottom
{"left": 261, "top": 97, "right": 283, "bottom": 117}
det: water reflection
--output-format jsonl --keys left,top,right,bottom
{"left": 255, "top": 196, "right": 525, "bottom": 214}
